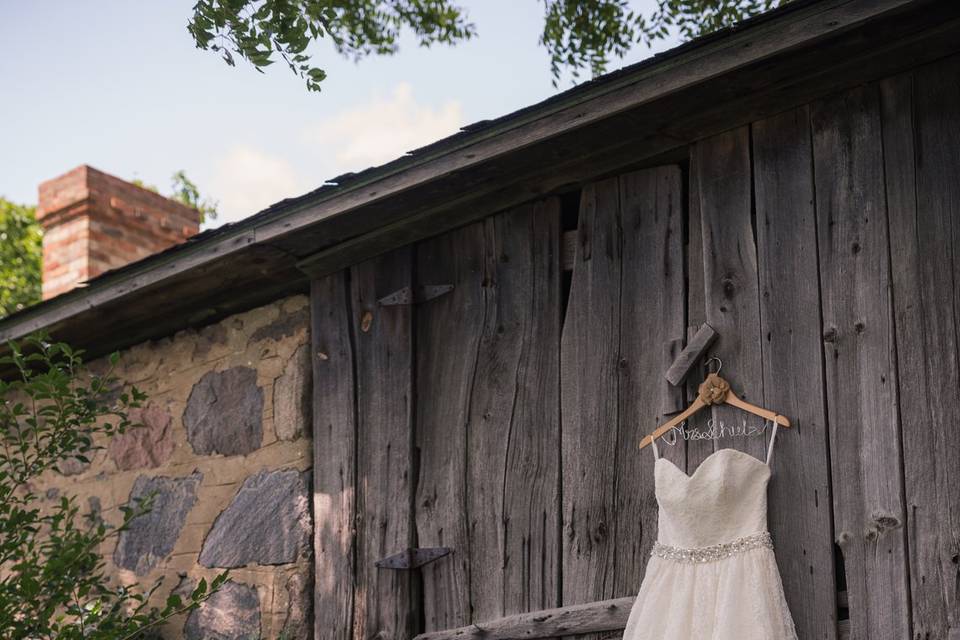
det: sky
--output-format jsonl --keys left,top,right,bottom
{"left": 0, "top": 1, "right": 680, "bottom": 229}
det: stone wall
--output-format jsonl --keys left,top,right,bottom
{"left": 35, "top": 294, "right": 313, "bottom": 639}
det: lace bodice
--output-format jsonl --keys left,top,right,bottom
{"left": 624, "top": 421, "right": 798, "bottom": 639}
{"left": 653, "top": 448, "right": 771, "bottom": 548}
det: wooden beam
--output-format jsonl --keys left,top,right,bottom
{"left": 412, "top": 596, "right": 635, "bottom": 640}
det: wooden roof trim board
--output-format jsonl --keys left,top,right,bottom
{"left": 0, "top": 0, "right": 953, "bottom": 355}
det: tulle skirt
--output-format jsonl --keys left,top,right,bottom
{"left": 622, "top": 547, "right": 798, "bottom": 640}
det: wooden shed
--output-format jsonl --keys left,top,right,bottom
{"left": 3, "top": 1, "right": 960, "bottom": 638}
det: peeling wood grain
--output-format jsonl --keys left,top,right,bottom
{"left": 464, "top": 201, "right": 562, "bottom": 621}
{"left": 561, "top": 167, "right": 684, "bottom": 622}
{"left": 415, "top": 200, "right": 562, "bottom": 628}
{"left": 693, "top": 127, "right": 767, "bottom": 461}
{"left": 684, "top": 150, "right": 714, "bottom": 470}
{"left": 561, "top": 178, "right": 622, "bottom": 615}
{"left": 415, "top": 223, "right": 485, "bottom": 631}
{"left": 350, "top": 248, "right": 418, "bottom": 640}
{"left": 812, "top": 83, "right": 911, "bottom": 639}
{"left": 310, "top": 273, "right": 357, "bottom": 640}
{"left": 886, "top": 56, "right": 960, "bottom": 638}
{"left": 752, "top": 105, "right": 838, "bottom": 639}
{"left": 616, "top": 166, "right": 686, "bottom": 594}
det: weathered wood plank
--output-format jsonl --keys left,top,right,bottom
{"left": 464, "top": 200, "right": 562, "bottom": 621}
{"left": 415, "top": 223, "right": 486, "bottom": 631}
{"left": 812, "top": 83, "right": 911, "bottom": 639}
{"left": 693, "top": 127, "right": 766, "bottom": 460}
{"left": 416, "top": 201, "right": 563, "bottom": 628}
{"left": 752, "top": 105, "right": 838, "bottom": 639}
{"left": 349, "top": 248, "right": 417, "bottom": 640}
{"left": 888, "top": 55, "right": 960, "bottom": 638}
{"left": 310, "top": 273, "right": 357, "bottom": 640}
{"left": 561, "top": 166, "right": 685, "bottom": 614}
{"left": 561, "top": 178, "right": 622, "bottom": 612}
{"left": 684, "top": 150, "right": 713, "bottom": 470}
{"left": 664, "top": 323, "right": 718, "bottom": 386}
{"left": 562, "top": 230, "right": 578, "bottom": 271}
{"left": 413, "top": 596, "right": 635, "bottom": 640}
{"left": 615, "top": 166, "right": 686, "bottom": 594}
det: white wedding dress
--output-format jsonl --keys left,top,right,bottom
{"left": 623, "top": 422, "right": 799, "bottom": 639}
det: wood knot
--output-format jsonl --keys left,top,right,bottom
{"left": 360, "top": 311, "right": 373, "bottom": 333}
{"left": 721, "top": 277, "right": 736, "bottom": 298}
{"left": 595, "top": 521, "right": 608, "bottom": 541}
{"left": 836, "top": 530, "right": 852, "bottom": 547}
{"left": 865, "top": 511, "right": 902, "bottom": 540}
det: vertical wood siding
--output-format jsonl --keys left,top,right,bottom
{"left": 812, "top": 83, "right": 911, "bottom": 639}
{"left": 752, "top": 106, "right": 838, "bottom": 639}
{"left": 693, "top": 127, "right": 767, "bottom": 461}
{"left": 311, "top": 273, "right": 359, "bottom": 640}
{"left": 560, "top": 177, "right": 624, "bottom": 615}
{"left": 416, "top": 202, "right": 562, "bottom": 630}
{"left": 560, "top": 168, "right": 684, "bottom": 620}
{"left": 886, "top": 55, "right": 960, "bottom": 638}
{"left": 310, "top": 54, "right": 960, "bottom": 640}
{"left": 350, "top": 249, "right": 418, "bottom": 640}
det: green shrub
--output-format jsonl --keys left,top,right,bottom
{"left": 0, "top": 335, "right": 225, "bottom": 639}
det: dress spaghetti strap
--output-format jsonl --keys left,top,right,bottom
{"left": 765, "top": 420, "right": 780, "bottom": 465}
{"left": 650, "top": 432, "right": 660, "bottom": 460}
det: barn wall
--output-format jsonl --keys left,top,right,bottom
{"left": 310, "top": 53, "right": 960, "bottom": 640}
{"left": 33, "top": 294, "right": 314, "bottom": 639}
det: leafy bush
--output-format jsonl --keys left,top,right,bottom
{"left": 0, "top": 335, "right": 225, "bottom": 639}
{"left": 0, "top": 198, "right": 42, "bottom": 318}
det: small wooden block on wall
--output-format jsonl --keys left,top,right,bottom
{"left": 664, "top": 323, "right": 719, "bottom": 386}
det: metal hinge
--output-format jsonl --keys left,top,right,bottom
{"left": 378, "top": 285, "right": 454, "bottom": 306}
{"left": 375, "top": 547, "right": 453, "bottom": 570}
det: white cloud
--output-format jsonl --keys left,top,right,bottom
{"left": 206, "top": 83, "right": 464, "bottom": 228}
{"left": 305, "top": 82, "right": 464, "bottom": 173}
{"left": 209, "top": 146, "right": 305, "bottom": 226}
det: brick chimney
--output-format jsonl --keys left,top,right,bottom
{"left": 36, "top": 165, "right": 201, "bottom": 299}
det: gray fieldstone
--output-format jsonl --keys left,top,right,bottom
{"left": 57, "top": 456, "right": 90, "bottom": 476}
{"left": 183, "top": 367, "right": 263, "bottom": 456}
{"left": 113, "top": 471, "right": 203, "bottom": 576}
{"left": 281, "top": 571, "right": 314, "bottom": 639}
{"left": 273, "top": 343, "right": 311, "bottom": 441}
{"left": 194, "top": 322, "right": 229, "bottom": 358}
{"left": 183, "top": 580, "right": 261, "bottom": 640}
{"left": 109, "top": 403, "right": 175, "bottom": 470}
{"left": 249, "top": 307, "right": 308, "bottom": 344}
{"left": 199, "top": 469, "right": 311, "bottom": 568}
{"left": 87, "top": 496, "right": 103, "bottom": 526}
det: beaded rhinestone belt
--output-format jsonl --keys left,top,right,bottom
{"left": 651, "top": 531, "right": 773, "bottom": 563}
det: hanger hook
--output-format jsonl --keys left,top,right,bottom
{"left": 706, "top": 356, "right": 723, "bottom": 375}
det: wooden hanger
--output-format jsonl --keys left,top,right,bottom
{"left": 638, "top": 358, "right": 791, "bottom": 450}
